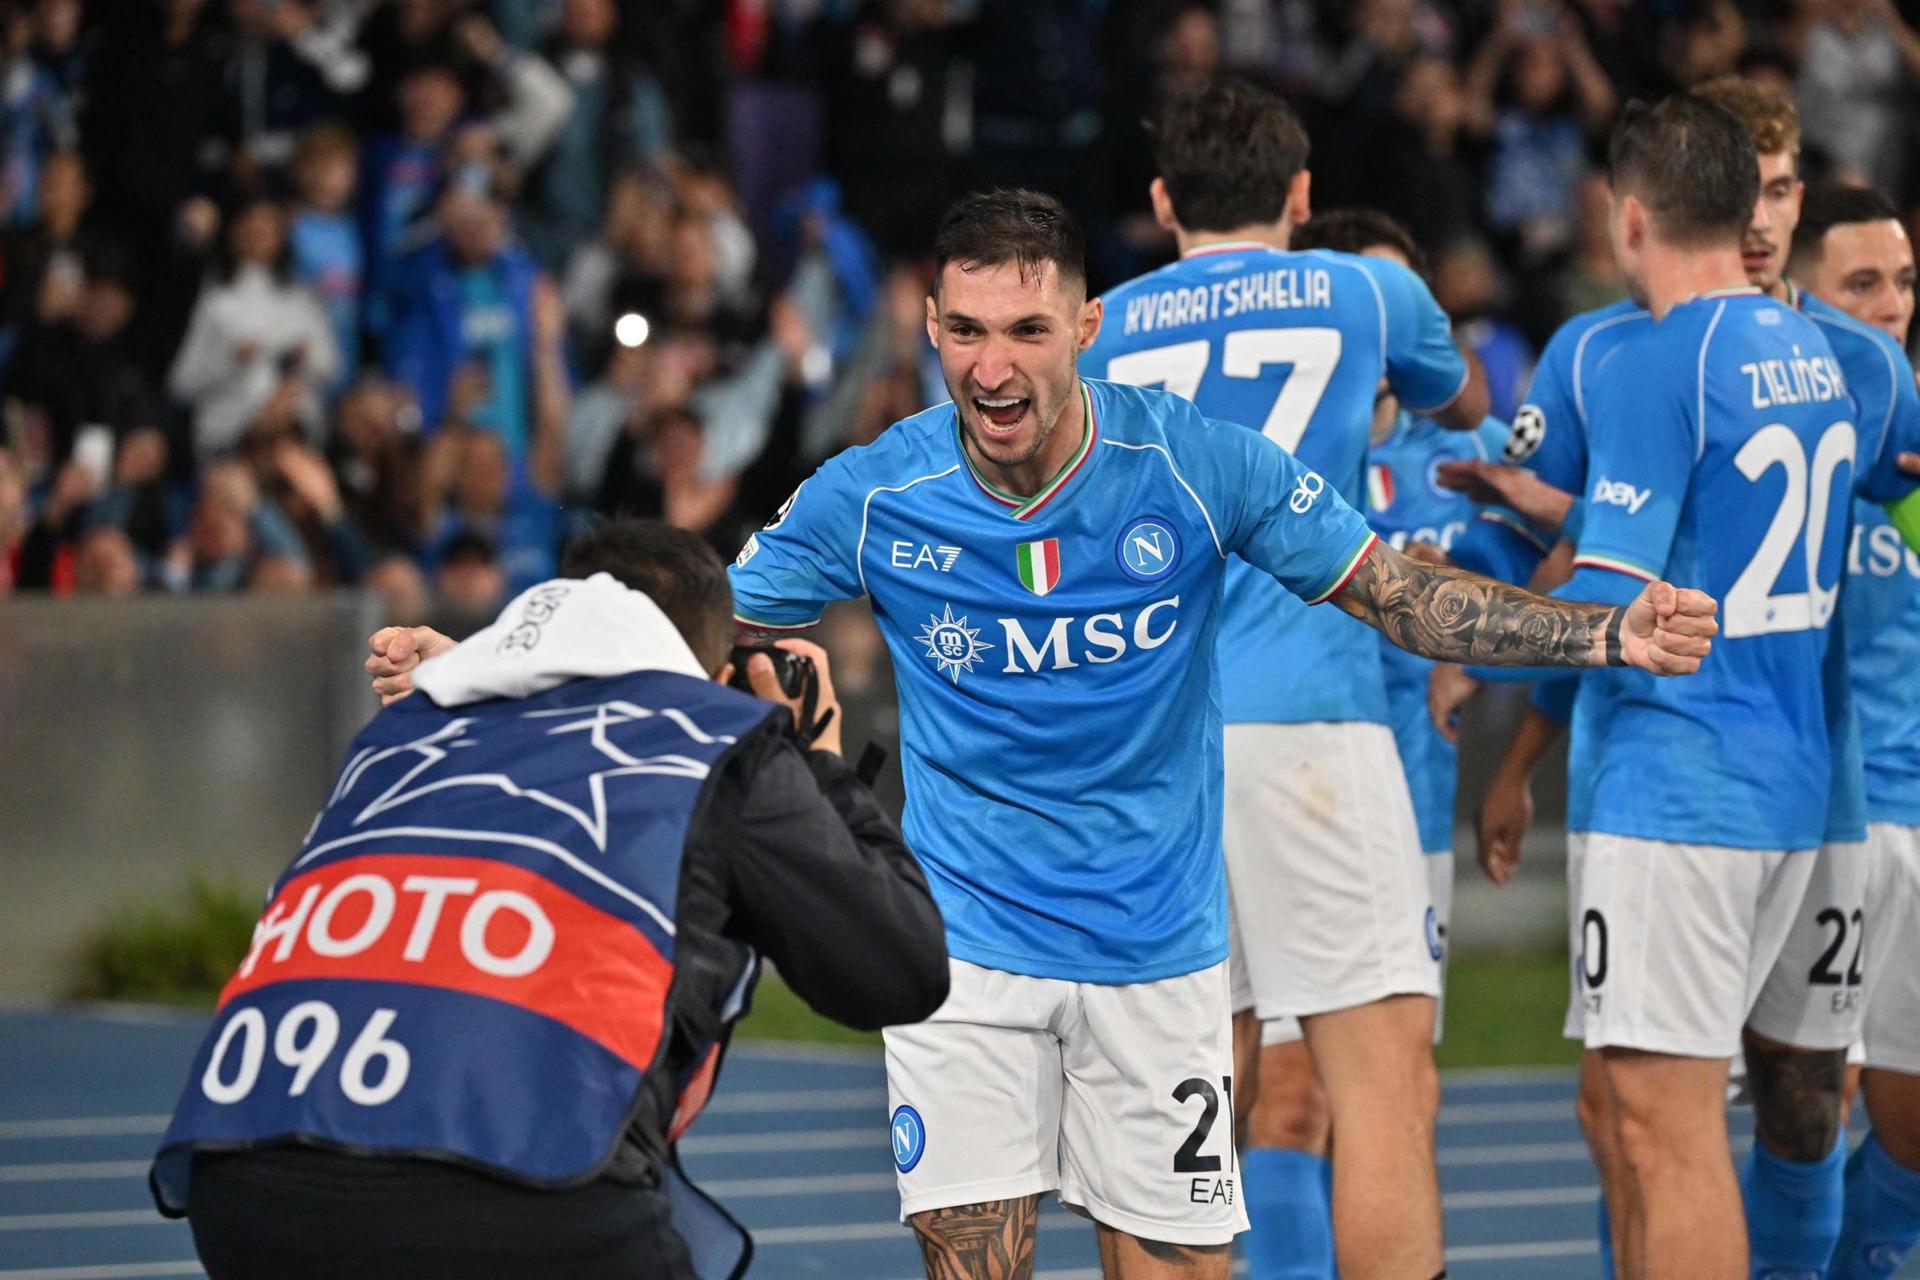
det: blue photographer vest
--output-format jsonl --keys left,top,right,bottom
{"left": 152, "top": 667, "right": 779, "bottom": 1278}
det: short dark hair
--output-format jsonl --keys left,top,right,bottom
{"left": 932, "top": 189, "right": 1086, "bottom": 295}
{"left": 1289, "top": 207, "right": 1429, "bottom": 282}
{"left": 1789, "top": 181, "right": 1903, "bottom": 271}
{"left": 559, "top": 517, "right": 735, "bottom": 672}
{"left": 1608, "top": 94, "right": 1758, "bottom": 248}
{"left": 1150, "top": 77, "right": 1310, "bottom": 234}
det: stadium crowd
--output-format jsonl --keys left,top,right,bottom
{"left": 5, "top": 0, "right": 1920, "bottom": 620}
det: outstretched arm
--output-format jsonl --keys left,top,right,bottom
{"left": 1330, "top": 540, "right": 1716, "bottom": 675}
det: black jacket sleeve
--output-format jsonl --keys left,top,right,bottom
{"left": 710, "top": 731, "right": 949, "bottom": 1031}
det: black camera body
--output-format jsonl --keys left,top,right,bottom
{"left": 727, "top": 645, "right": 815, "bottom": 700}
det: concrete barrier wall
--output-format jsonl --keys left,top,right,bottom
{"left": 0, "top": 596, "right": 1567, "bottom": 998}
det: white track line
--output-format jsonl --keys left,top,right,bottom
{"left": 0, "top": 1161, "right": 150, "bottom": 1183}
{"left": 0, "top": 1212, "right": 168, "bottom": 1232}
{"left": 0, "top": 1118, "right": 168, "bottom": 1140}
{"left": 0, "top": 1266, "right": 202, "bottom": 1280}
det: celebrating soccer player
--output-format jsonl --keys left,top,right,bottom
{"left": 1532, "top": 91, "right": 1918, "bottom": 1280}
{"left": 1082, "top": 76, "right": 1503, "bottom": 1280}
{"left": 1789, "top": 181, "right": 1920, "bottom": 1280}
{"left": 367, "top": 188, "right": 1717, "bottom": 1280}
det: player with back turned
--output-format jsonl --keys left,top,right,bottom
{"left": 366, "top": 189, "right": 1719, "bottom": 1280}
{"left": 1081, "top": 79, "right": 1504, "bottom": 1280}
{"left": 1545, "top": 94, "right": 1917, "bottom": 1279}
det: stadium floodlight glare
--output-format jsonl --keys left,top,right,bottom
{"left": 615, "top": 312, "right": 651, "bottom": 349}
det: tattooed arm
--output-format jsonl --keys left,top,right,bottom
{"left": 1330, "top": 540, "right": 1718, "bottom": 675}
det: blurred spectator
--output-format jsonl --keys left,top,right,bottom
{"left": 384, "top": 186, "right": 568, "bottom": 474}
{"left": 327, "top": 375, "right": 420, "bottom": 553}
{"left": 167, "top": 195, "right": 338, "bottom": 457}
{"left": 1667, "top": 0, "right": 1746, "bottom": 85}
{"left": 88, "top": 427, "right": 185, "bottom": 580}
{"left": 522, "top": 0, "right": 672, "bottom": 270}
{"left": 10, "top": 245, "right": 156, "bottom": 469}
{"left": 246, "top": 551, "right": 313, "bottom": 593}
{"left": 0, "top": 445, "right": 24, "bottom": 591}
{"left": 559, "top": 166, "right": 673, "bottom": 366}
{"left": 1105, "top": 4, "right": 1220, "bottom": 276}
{"left": 431, "top": 527, "right": 504, "bottom": 619}
{"left": 1556, "top": 171, "right": 1626, "bottom": 320}
{"left": 225, "top": 0, "right": 363, "bottom": 176}
{"left": 820, "top": 0, "right": 967, "bottom": 259}
{"left": 80, "top": 0, "right": 230, "bottom": 293}
{"left": 419, "top": 425, "right": 561, "bottom": 597}
{"left": 0, "top": 148, "right": 101, "bottom": 352}
{"left": 1433, "top": 237, "right": 1535, "bottom": 422}
{"left": 0, "top": 0, "right": 75, "bottom": 227}
{"left": 563, "top": 337, "right": 648, "bottom": 505}
{"left": 13, "top": 452, "right": 92, "bottom": 588}
{"left": 363, "top": 549, "right": 430, "bottom": 622}
{"left": 288, "top": 125, "right": 363, "bottom": 394}
{"left": 358, "top": 59, "right": 464, "bottom": 323}
{"left": 70, "top": 522, "right": 137, "bottom": 595}
{"left": 239, "top": 423, "right": 368, "bottom": 586}
{"left": 595, "top": 403, "right": 742, "bottom": 551}
{"left": 1795, "top": 0, "right": 1920, "bottom": 196}
{"left": 179, "top": 456, "right": 313, "bottom": 593}
{"left": 1371, "top": 55, "right": 1480, "bottom": 251}
{"left": 32, "top": 0, "right": 89, "bottom": 103}
{"left": 1464, "top": 0, "right": 1614, "bottom": 264}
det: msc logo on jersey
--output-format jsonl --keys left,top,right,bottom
{"left": 1117, "top": 518, "right": 1180, "bottom": 583}
{"left": 890, "top": 1104, "right": 926, "bottom": 1173}
{"left": 917, "top": 605, "right": 995, "bottom": 683}
{"left": 999, "top": 598, "right": 1181, "bottom": 674}
{"left": 1505, "top": 405, "right": 1546, "bottom": 462}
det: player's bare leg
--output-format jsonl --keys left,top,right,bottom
{"left": 1743, "top": 1028, "right": 1846, "bottom": 1162}
{"left": 1300, "top": 994, "right": 1442, "bottom": 1278}
{"left": 911, "top": 1197, "right": 1040, "bottom": 1280}
{"left": 1575, "top": 1048, "right": 1635, "bottom": 1268}
{"left": 1602, "top": 1048, "right": 1742, "bottom": 1280}
{"left": 1094, "top": 1225, "right": 1230, "bottom": 1279}
{"left": 1863, "top": 1068, "right": 1920, "bottom": 1173}
{"left": 1231, "top": 1008, "right": 1262, "bottom": 1140}
{"left": 1248, "top": 1040, "right": 1330, "bottom": 1155}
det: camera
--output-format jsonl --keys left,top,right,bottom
{"left": 727, "top": 645, "right": 815, "bottom": 700}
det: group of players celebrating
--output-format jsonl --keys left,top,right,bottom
{"left": 367, "top": 73, "right": 1920, "bottom": 1280}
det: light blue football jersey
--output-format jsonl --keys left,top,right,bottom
{"left": 1367, "top": 413, "right": 1514, "bottom": 854}
{"left": 1454, "top": 297, "right": 1650, "bottom": 585}
{"left": 1084, "top": 243, "right": 1466, "bottom": 725}
{"left": 1560, "top": 290, "right": 1857, "bottom": 851}
{"left": 1847, "top": 502, "right": 1920, "bottom": 826}
{"left": 1800, "top": 295, "right": 1918, "bottom": 843}
{"left": 729, "top": 379, "right": 1378, "bottom": 983}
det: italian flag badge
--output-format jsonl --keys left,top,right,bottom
{"left": 1016, "top": 538, "right": 1062, "bottom": 596}
{"left": 1367, "top": 464, "right": 1395, "bottom": 511}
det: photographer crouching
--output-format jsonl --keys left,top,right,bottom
{"left": 150, "top": 517, "right": 948, "bottom": 1280}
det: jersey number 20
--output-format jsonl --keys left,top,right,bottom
{"left": 1725, "top": 421, "right": 1855, "bottom": 638}
{"left": 1104, "top": 328, "right": 1343, "bottom": 453}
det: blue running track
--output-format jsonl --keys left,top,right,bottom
{"left": 1, "top": 1007, "right": 1913, "bottom": 1279}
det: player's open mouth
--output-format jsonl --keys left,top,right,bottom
{"left": 1742, "top": 247, "right": 1772, "bottom": 270}
{"left": 973, "top": 397, "right": 1030, "bottom": 434}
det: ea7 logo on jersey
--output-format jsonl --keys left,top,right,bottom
{"left": 1505, "top": 405, "right": 1546, "bottom": 462}
{"left": 892, "top": 542, "right": 962, "bottom": 572}
{"left": 1591, "top": 475, "right": 1651, "bottom": 514}
{"left": 999, "top": 598, "right": 1180, "bottom": 673}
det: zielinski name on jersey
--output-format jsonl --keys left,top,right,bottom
{"left": 1740, "top": 353, "right": 1848, "bottom": 409}
{"left": 1120, "top": 266, "right": 1334, "bottom": 337}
